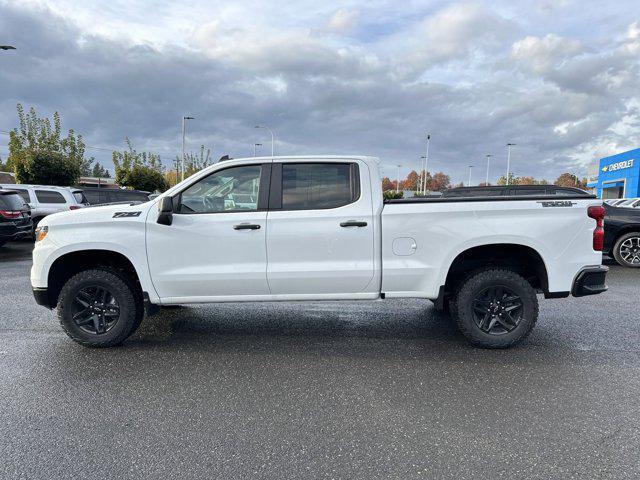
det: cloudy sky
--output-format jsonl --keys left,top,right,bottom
{"left": 1, "top": 0, "right": 638, "bottom": 184}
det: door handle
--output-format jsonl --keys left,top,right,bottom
{"left": 233, "top": 223, "right": 261, "bottom": 230}
{"left": 340, "top": 220, "right": 368, "bottom": 227}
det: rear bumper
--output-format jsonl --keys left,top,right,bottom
{"left": 572, "top": 266, "right": 608, "bottom": 297}
{"left": 0, "top": 221, "right": 33, "bottom": 241}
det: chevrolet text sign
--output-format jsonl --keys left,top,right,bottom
{"left": 602, "top": 159, "right": 634, "bottom": 173}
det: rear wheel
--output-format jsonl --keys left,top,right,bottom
{"left": 451, "top": 268, "right": 538, "bottom": 348}
{"left": 612, "top": 232, "right": 640, "bottom": 268}
{"left": 57, "top": 268, "right": 143, "bottom": 347}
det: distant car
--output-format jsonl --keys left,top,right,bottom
{"left": 442, "top": 185, "right": 592, "bottom": 197}
{"left": 616, "top": 198, "right": 640, "bottom": 208}
{"left": 605, "top": 198, "right": 629, "bottom": 206}
{"left": 0, "top": 190, "right": 33, "bottom": 247}
{"left": 78, "top": 187, "right": 151, "bottom": 205}
{"left": 603, "top": 204, "right": 640, "bottom": 268}
{"left": 0, "top": 184, "right": 89, "bottom": 234}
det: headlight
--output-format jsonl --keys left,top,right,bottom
{"left": 35, "top": 225, "right": 49, "bottom": 242}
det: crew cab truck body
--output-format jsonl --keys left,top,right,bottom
{"left": 31, "top": 156, "right": 608, "bottom": 348}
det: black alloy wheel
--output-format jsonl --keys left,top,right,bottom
{"left": 471, "top": 285, "right": 523, "bottom": 335}
{"left": 72, "top": 285, "right": 121, "bottom": 334}
{"left": 58, "top": 268, "right": 143, "bottom": 347}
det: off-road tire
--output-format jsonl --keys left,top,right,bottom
{"left": 612, "top": 232, "right": 640, "bottom": 268}
{"left": 57, "top": 268, "right": 143, "bottom": 347}
{"left": 450, "top": 268, "right": 538, "bottom": 348}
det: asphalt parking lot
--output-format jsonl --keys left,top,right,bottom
{"left": 1, "top": 241, "right": 639, "bottom": 479}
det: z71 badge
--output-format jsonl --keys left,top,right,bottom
{"left": 113, "top": 211, "right": 142, "bottom": 218}
{"left": 537, "top": 201, "right": 576, "bottom": 208}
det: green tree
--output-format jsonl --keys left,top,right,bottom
{"left": 7, "top": 103, "right": 94, "bottom": 177}
{"left": 173, "top": 145, "right": 211, "bottom": 179}
{"left": 124, "top": 165, "right": 167, "bottom": 192}
{"left": 91, "top": 162, "right": 110, "bottom": 178}
{"left": 14, "top": 151, "right": 81, "bottom": 186}
{"left": 112, "top": 138, "right": 167, "bottom": 192}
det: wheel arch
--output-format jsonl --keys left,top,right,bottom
{"left": 442, "top": 243, "right": 550, "bottom": 299}
{"left": 46, "top": 249, "right": 143, "bottom": 308}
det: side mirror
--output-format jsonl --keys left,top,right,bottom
{"left": 157, "top": 196, "right": 174, "bottom": 225}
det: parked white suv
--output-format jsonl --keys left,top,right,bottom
{"left": 0, "top": 184, "right": 89, "bottom": 232}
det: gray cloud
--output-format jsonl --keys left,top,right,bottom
{"left": 0, "top": 1, "right": 639, "bottom": 184}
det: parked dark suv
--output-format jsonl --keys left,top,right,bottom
{"left": 78, "top": 187, "right": 151, "bottom": 205}
{"left": 0, "top": 190, "right": 33, "bottom": 247}
{"left": 443, "top": 185, "right": 592, "bottom": 197}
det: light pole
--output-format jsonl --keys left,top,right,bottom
{"left": 396, "top": 164, "right": 402, "bottom": 193}
{"left": 419, "top": 156, "right": 427, "bottom": 193}
{"left": 253, "top": 143, "right": 263, "bottom": 157}
{"left": 506, "top": 143, "right": 516, "bottom": 186}
{"left": 485, "top": 154, "right": 493, "bottom": 185}
{"left": 254, "top": 125, "right": 275, "bottom": 157}
{"left": 467, "top": 165, "right": 474, "bottom": 187}
{"left": 181, "top": 115, "right": 195, "bottom": 182}
{"left": 422, "top": 134, "right": 431, "bottom": 195}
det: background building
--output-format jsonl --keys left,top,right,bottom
{"left": 588, "top": 147, "right": 639, "bottom": 199}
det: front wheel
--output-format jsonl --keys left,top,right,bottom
{"left": 57, "top": 268, "right": 143, "bottom": 347}
{"left": 612, "top": 232, "right": 640, "bottom": 268}
{"left": 451, "top": 268, "right": 538, "bottom": 348}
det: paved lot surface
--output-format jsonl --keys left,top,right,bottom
{"left": 1, "top": 240, "right": 639, "bottom": 479}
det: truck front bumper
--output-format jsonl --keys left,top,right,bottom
{"left": 572, "top": 265, "right": 608, "bottom": 297}
{"left": 32, "top": 287, "right": 53, "bottom": 309}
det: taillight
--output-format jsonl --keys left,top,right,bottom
{"left": 0, "top": 210, "right": 21, "bottom": 219}
{"left": 69, "top": 205, "right": 81, "bottom": 210}
{"left": 587, "top": 205, "right": 605, "bottom": 251}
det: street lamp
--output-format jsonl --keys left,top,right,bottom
{"left": 467, "top": 165, "right": 474, "bottom": 187}
{"left": 506, "top": 143, "right": 516, "bottom": 186}
{"left": 253, "top": 143, "right": 263, "bottom": 157}
{"left": 181, "top": 115, "right": 195, "bottom": 182}
{"left": 0, "top": 46, "right": 16, "bottom": 51}
{"left": 254, "top": 125, "right": 275, "bottom": 157}
{"left": 422, "top": 134, "right": 431, "bottom": 195}
{"left": 485, "top": 154, "right": 493, "bottom": 185}
{"left": 396, "top": 164, "right": 402, "bottom": 193}
{"left": 419, "top": 156, "right": 427, "bottom": 193}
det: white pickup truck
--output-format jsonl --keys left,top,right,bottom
{"left": 31, "top": 156, "right": 608, "bottom": 348}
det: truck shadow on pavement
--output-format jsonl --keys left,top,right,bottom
{"left": 127, "top": 300, "right": 489, "bottom": 354}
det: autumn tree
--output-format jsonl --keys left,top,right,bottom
{"left": 555, "top": 173, "right": 586, "bottom": 189}
{"left": 381, "top": 177, "right": 396, "bottom": 191}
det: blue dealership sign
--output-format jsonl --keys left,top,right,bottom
{"left": 595, "top": 147, "right": 640, "bottom": 198}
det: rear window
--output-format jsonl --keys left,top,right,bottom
{"left": 73, "top": 191, "right": 88, "bottom": 204}
{"left": 0, "top": 193, "right": 27, "bottom": 210}
{"left": 9, "top": 188, "right": 31, "bottom": 203}
{"left": 35, "top": 190, "right": 66, "bottom": 203}
{"left": 281, "top": 163, "right": 359, "bottom": 210}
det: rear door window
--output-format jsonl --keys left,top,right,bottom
{"left": 279, "top": 163, "right": 359, "bottom": 210}
{"left": 35, "top": 190, "right": 67, "bottom": 203}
